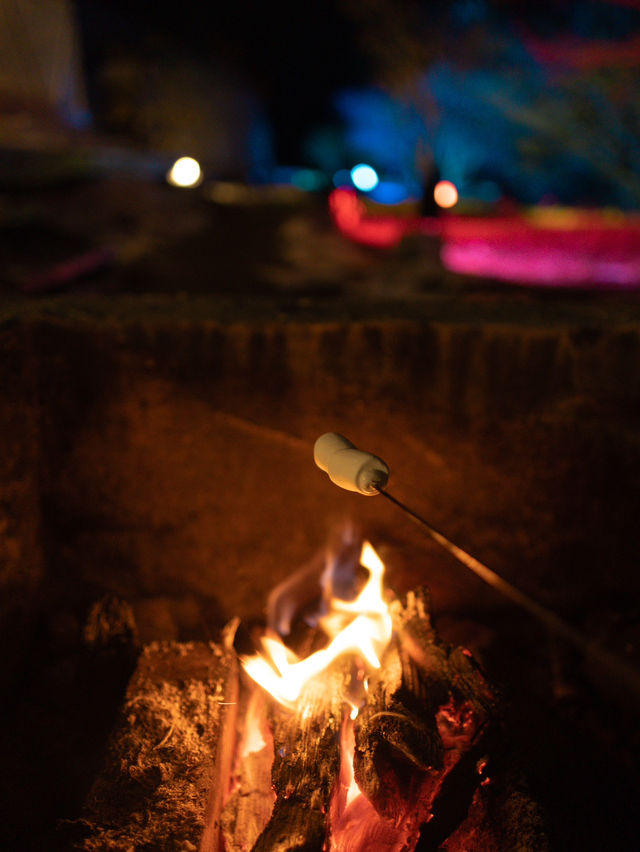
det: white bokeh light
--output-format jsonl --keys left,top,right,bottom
{"left": 350, "top": 163, "right": 379, "bottom": 192}
{"left": 167, "top": 157, "right": 203, "bottom": 188}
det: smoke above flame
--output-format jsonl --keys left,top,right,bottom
{"left": 241, "top": 542, "right": 392, "bottom": 711}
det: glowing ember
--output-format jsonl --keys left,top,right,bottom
{"left": 329, "top": 717, "right": 414, "bottom": 851}
{"left": 241, "top": 541, "right": 392, "bottom": 711}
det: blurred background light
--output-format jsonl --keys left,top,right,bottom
{"left": 333, "top": 168, "right": 353, "bottom": 188}
{"left": 350, "top": 163, "right": 379, "bottom": 192}
{"left": 368, "top": 180, "right": 413, "bottom": 205}
{"left": 290, "top": 168, "right": 326, "bottom": 191}
{"left": 434, "top": 179, "right": 458, "bottom": 208}
{"left": 166, "top": 157, "right": 203, "bottom": 188}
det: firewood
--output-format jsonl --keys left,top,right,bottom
{"left": 65, "top": 638, "right": 238, "bottom": 852}
{"left": 250, "top": 666, "right": 351, "bottom": 852}
{"left": 225, "top": 585, "right": 545, "bottom": 851}
{"left": 353, "top": 587, "right": 498, "bottom": 829}
{"left": 353, "top": 636, "right": 443, "bottom": 821}
{"left": 221, "top": 690, "right": 275, "bottom": 852}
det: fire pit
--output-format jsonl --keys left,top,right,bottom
{"left": 72, "top": 532, "right": 546, "bottom": 851}
{"left": 1, "top": 298, "right": 640, "bottom": 849}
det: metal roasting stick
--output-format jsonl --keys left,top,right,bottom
{"left": 313, "top": 432, "right": 640, "bottom": 703}
{"left": 377, "top": 488, "right": 640, "bottom": 703}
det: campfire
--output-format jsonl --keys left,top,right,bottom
{"left": 220, "top": 528, "right": 535, "bottom": 852}
{"left": 69, "top": 435, "right": 554, "bottom": 852}
{"left": 71, "top": 524, "right": 547, "bottom": 852}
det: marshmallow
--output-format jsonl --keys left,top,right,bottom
{"left": 314, "top": 433, "right": 389, "bottom": 495}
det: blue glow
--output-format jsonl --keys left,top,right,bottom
{"left": 333, "top": 169, "right": 353, "bottom": 188}
{"left": 350, "top": 164, "right": 379, "bottom": 192}
{"left": 335, "top": 89, "right": 426, "bottom": 187}
{"left": 368, "top": 180, "right": 414, "bottom": 205}
{"left": 474, "top": 180, "right": 502, "bottom": 203}
{"left": 268, "top": 166, "right": 326, "bottom": 191}
{"left": 291, "top": 168, "right": 326, "bottom": 191}
{"left": 271, "top": 166, "right": 298, "bottom": 185}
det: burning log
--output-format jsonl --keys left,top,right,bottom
{"left": 68, "top": 537, "right": 545, "bottom": 852}
{"left": 251, "top": 670, "right": 345, "bottom": 852}
{"left": 221, "top": 690, "right": 276, "bottom": 851}
{"left": 351, "top": 587, "right": 499, "bottom": 846}
{"left": 325, "top": 586, "right": 503, "bottom": 850}
{"left": 226, "top": 540, "right": 547, "bottom": 852}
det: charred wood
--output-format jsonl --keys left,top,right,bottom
{"left": 250, "top": 667, "right": 350, "bottom": 852}
{"left": 227, "top": 585, "right": 544, "bottom": 851}
{"left": 354, "top": 587, "right": 498, "bottom": 830}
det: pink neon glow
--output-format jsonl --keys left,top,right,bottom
{"left": 442, "top": 241, "right": 640, "bottom": 288}
{"left": 329, "top": 188, "right": 640, "bottom": 287}
{"left": 441, "top": 214, "right": 640, "bottom": 287}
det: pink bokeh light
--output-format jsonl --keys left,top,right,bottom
{"left": 329, "top": 188, "right": 640, "bottom": 288}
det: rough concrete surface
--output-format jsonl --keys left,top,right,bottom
{"left": 0, "top": 321, "right": 43, "bottom": 681}
{"left": 19, "top": 310, "right": 639, "bottom": 629}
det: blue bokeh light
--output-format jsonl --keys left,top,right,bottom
{"left": 368, "top": 180, "right": 416, "bottom": 205}
{"left": 350, "top": 164, "right": 379, "bottom": 192}
{"left": 333, "top": 168, "right": 353, "bottom": 188}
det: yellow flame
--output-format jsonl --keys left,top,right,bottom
{"left": 239, "top": 690, "right": 268, "bottom": 758}
{"left": 242, "top": 541, "right": 392, "bottom": 710}
{"left": 344, "top": 723, "right": 361, "bottom": 807}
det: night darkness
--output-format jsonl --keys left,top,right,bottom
{"left": 71, "top": 0, "right": 640, "bottom": 207}
{"left": 74, "top": 0, "right": 371, "bottom": 163}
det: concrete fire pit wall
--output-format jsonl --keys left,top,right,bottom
{"left": 0, "top": 323, "right": 44, "bottom": 682}
{"left": 2, "top": 313, "right": 640, "bottom": 657}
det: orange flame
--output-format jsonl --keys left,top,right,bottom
{"left": 241, "top": 542, "right": 392, "bottom": 711}
{"left": 330, "top": 715, "right": 412, "bottom": 851}
{"left": 238, "top": 689, "right": 269, "bottom": 759}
